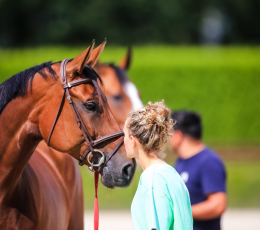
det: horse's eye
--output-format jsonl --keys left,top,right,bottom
{"left": 113, "top": 95, "right": 123, "bottom": 101}
{"left": 85, "top": 102, "right": 97, "bottom": 111}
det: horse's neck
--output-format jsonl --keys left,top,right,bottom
{"left": 0, "top": 93, "right": 43, "bottom": 204}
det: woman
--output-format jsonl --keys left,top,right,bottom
{"left": 123, "top": 101, "right": 193, "bottom": 230}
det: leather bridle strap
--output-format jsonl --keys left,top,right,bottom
{"left": 47, "top": 58, "right": 124, "bottom": 168}
{"left": 47, "top": 59, "right": 94, "bottom": 151}
{"left": 79, "top": 130, "right": 124, "bottom": 164}
{"left": 104, "top": 138, "right": 124, "bottom": 165}
{"left": 46, "top": 90, "right": 66, "bottom": 145}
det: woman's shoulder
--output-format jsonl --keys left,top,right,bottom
{"left": 141, "top": 164, "right": 181, "bottom": 190}
{"left": 153, "top": 164, "right": 182, "bottom": 183}
{"left": 153, "top": 164, "right": 188, "bottom": 192}
{"left": 142, "top": 163, "right": 176, "bottom": 177}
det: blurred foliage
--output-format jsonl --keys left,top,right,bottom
{"left": 0, "top": 46, "right": 259, "bottom": 146}
{"left": 127, "top": 46, "right": 260, "bottom": 146}
{"left": 0, "top": 0, "right": 259, "bottom": 46}
{"left": 0, "top": 45, "right": 259, "bottom": 208}
{"left": 80, "top": 160, "right": 260, "bottom": 209}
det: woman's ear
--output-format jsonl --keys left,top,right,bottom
{"left": 129, "top": 135, "right": 137, "bottom": 148}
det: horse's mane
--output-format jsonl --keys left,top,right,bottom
{"left": 108, "top": 63, "right": 128, "bottom": 85}
{"left": 0, "top": 61, "right": 106, "bottom": 115}
{"left": 0, "top": 61, "right": 57, "bottom": 114}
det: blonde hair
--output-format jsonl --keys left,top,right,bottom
{"left": 127, "top": 100, "right": 174, "bottom": 156}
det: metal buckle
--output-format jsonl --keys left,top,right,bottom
{"left": 87, "top": 149, "right": 105, "bottom": 172}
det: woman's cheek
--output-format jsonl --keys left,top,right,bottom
{"left": 124, "top": 141, "right": 129, "bottom": 153}
{"left": 125, "top": 143, "right": 133, "bottom": 158}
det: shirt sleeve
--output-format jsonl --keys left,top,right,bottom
{"left": 141, "top": 188, "right": 173, "bottom": 230}
{"left": 201, "top": 157, "right": 226, "bottom": 195}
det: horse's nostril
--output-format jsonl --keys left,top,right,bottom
{"left": 122, "top": 163, "right": 134, "bottom": 180}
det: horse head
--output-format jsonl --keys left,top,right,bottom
{"left": 39, "top": 40, "right": 135, "bottom": 188}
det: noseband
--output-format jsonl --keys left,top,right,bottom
{"left": 47, "top": 59, "right": 124, "bottom": 171}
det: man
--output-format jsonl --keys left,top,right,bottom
{"left": 170, "top": 110, "right": 226, "bottom": 230}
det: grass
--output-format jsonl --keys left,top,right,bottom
{"left": 80, "top": 159, "right": 260, "bottom": 210}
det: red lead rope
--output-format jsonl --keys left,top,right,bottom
{"left": 94, "top": 171, "right": 99, "bottom": 230}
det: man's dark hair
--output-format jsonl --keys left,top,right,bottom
{"left": 171, "top": 110, "right": 202, "bottom": 140}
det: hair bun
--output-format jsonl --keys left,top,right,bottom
{"left": 127, "top": 100, "right": 174, "bottom": 155}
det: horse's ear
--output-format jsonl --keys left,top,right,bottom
{"left": 94, "top": 60, "right": 102, "bottom": 70}
{"left": 86, "top": 38, "right": 107, "bottom": 67}
{"left": 119, "top": 46, "right": 132, "bottom": 70}
{"left": 67, "top": 39, "right": 95, "bottom": 74}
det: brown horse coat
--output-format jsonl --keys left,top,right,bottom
{"left": 0, "top": 42, "right": 135, "bottom": 230}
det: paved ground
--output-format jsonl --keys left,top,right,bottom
{"left": 84, "top": 209, "right": 260, "bottom": 230}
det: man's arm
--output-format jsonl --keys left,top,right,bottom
{"left": 192, "top": 192, "right": 226, "bottom": 220}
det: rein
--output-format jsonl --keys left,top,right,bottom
{"left": 47, "top": 59, "right": 125, "bottom": 229}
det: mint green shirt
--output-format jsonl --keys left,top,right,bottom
{"left": 131, "top": 164, "right": 193, "bottom": 230}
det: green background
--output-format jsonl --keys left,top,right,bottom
{"left": 0, "top": 46, "right": 259, "bottom": 209}
{"left": 1, "top": 46, "right": 259, "bottom": 146}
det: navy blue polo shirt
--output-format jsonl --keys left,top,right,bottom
{"left": 175, "top": 148, "right": 226, "bottom": 230}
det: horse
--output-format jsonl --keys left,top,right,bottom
{"left": 32, "top": 47, "right": 142, "bottom": 229}
{"left": 0, "top": 40, "right": 136, "bottom": 230}
{"left": 32, "top": 47, "right": 143, "bottom": 229}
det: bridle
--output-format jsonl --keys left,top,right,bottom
{"left": 46, "top": 58, "right": 124, "bottom": 171}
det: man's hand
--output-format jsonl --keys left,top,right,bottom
{"left": 192, "top": 192, "right": 226, "bottom": 220}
